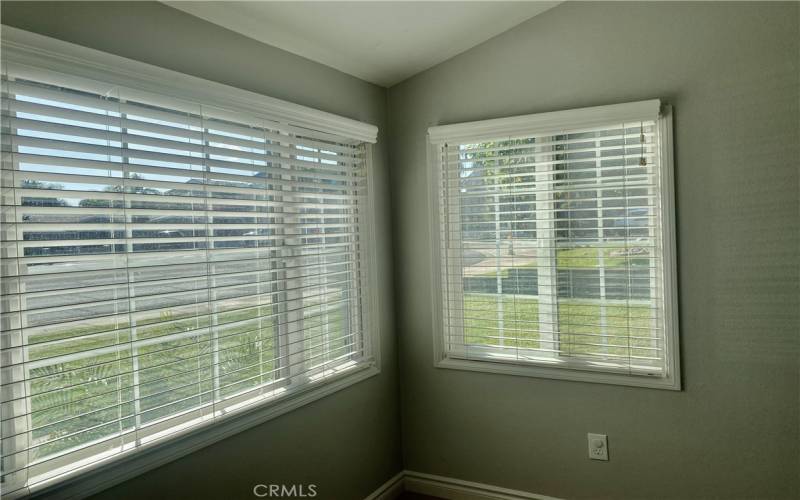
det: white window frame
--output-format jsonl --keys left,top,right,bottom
{"left": 0, "top": 26, "right": 382, "bottom": 498}
{"left": 428, "top": 100, "right": 680, "bottom": 390}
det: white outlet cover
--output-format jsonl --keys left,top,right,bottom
{"left": 588, "top": 433, "right": 609, "bottom": 461}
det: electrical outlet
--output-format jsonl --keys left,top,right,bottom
{"left": 588, "top": 433, "right": 608, "bottom": 461}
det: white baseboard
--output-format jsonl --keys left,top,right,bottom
{"left": 364, "top": 471, "right": 405, "bottom": 500}
{"left": 365, "top": 470, "right": 561, "bottom": 500}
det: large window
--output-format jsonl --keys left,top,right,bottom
{"left": 429, "top": 100, "right": 679, "bottom": 389}
{"left": 0, "top": 29, "right": 378, "bottom": 497}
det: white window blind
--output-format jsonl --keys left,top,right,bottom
{"left": 0, "top": 49, "right": 377, "bottom": 496}
{"left": 429, "top": 100, "right": 679, "bottom": 389}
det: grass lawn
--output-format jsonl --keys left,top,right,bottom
{"left": 26, "top": 299, "right": 348, "bottom": 460}
{"left": 474, "top": 246, "right": 646, "bottom": 277}
{"left": 462, "top": 293, "right": 658, "bottom": 360}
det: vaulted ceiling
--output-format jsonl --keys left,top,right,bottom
{"left": 165, "top": 1, "right": 559, "bottom": 87}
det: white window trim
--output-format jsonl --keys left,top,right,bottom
{"left": 0, "top": 27, "right": 378, "bottom": 143}
{"left": 427, "top": 100, "right": 680, "bottom": 391}
{"left": 0, "top": 26, "right": 382, "bottom": 498}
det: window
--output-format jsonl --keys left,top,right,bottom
{"left": 429, "top": 100, "right": 679, "bottom": 389}
{"left": 1, "top": 29, "right": 379, "bottom": 497}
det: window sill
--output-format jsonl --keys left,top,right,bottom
{"left": 435, "top": 356, "right": 680, "bottom": 391}
{"left": 23, "top": 362, "right": 380, "bottom": 500}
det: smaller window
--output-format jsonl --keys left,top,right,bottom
{"left": 428, "top": 100, "right": 679, "bottom": 389}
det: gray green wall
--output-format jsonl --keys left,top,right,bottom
{"left": 387, "top": 2, "right": 799, "bottom": 499}
{"left": 1, "top": 2, "right": 400, "bottom": 499}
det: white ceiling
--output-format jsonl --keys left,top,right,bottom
{"left": 165, "top": 1, "right": 559, "bottom": 87}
